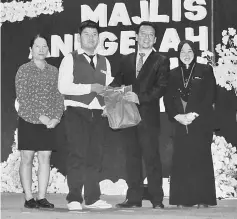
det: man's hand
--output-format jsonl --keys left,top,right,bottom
{"left": 47, "top": 119, "right": 60, "bottom": 129}
{"left": 91, "top": 83, "right": 105, "bottom": 94}
{"left": 123, "top": 91, "right": 139, "bottom": 104}
{"left": 101, "top": 108, "right": 107, "bottom": 117}
{"left": 39, "top": 115, "right": 50, "bottom": 126}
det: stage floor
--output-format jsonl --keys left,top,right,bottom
{"left": 1, "top": 193, "right": 237, "bottom": 219}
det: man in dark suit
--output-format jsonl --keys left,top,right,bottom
{"left": 110, "top": 21, "right": 170, "bottom": 209}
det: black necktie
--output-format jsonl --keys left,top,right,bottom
{"left": 84, "top": 53, "right": 95, "bottom": 69}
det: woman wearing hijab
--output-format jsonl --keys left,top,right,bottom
{"left": 164, "top": 40, "right": 217, "bottom": 208}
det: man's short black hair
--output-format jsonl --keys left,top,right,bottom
{"left": 136, "top": 21, "right": 158, "bottom": 36}
{"left": 79, "top": 20, "right": 100, "bottom": 34}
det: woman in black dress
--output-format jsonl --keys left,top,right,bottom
{"left": 15, "top": 34, "right": 64, "bottom": 208}
{"left": 164, "top": 40, "right": 217, "bottom": 208}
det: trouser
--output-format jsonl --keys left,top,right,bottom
{"left": 122, "top": 123, "right": 164, "bottom": 204}
{"left": 64, "top": 106, "right": 106, "bottom": 205}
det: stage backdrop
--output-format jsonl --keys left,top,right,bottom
{"left": 1, "top": 0, "right": 214, "bottom": 180}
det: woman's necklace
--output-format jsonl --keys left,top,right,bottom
{"left": 181, "top": 63, "right": 195, "bottom": 88}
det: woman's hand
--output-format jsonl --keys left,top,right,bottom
{"left": 47, "top": 119, "right": 60, "bottom": 129}
{"left": 39, "top": 115, "right": 50, "bottom": 125}
{"left": 174, "top": 114, "right": 191, "bottom": 125}
{"left": 186, "top": 112, "right": 199, "bottom": 122}
{"left": 174, "top": 113, "right": 199, "bottom": 125}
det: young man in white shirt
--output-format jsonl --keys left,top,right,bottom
{"left": 58, "top": 20, "right": 113, "bottom": 211}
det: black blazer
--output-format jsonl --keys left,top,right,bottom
{"left": 164, "top": 63, "right": 216, "bottom": 131}
{"left": 110, "top": 51, "right": 170, "bottom": 127}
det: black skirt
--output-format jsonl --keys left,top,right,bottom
{"left": 18, "top": 116, "right": 57, "bottom": 151}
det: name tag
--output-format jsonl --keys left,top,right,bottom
{"left": 193, "top": 76, "right": 203, "bottom": 80}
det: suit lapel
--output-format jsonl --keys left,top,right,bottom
{"left": 129, "top": 52, "right": 137, "bottom": 79}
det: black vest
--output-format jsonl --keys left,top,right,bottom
{"left": 64, "top": 51, "right": 107, "bottom": 106}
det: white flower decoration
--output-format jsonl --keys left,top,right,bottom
{"left": 0, "top": 0, "right": 64, "bottom": 25}
{"left": 211, "top": 135, "right": 237, "bottom": 198}
{"left": 228, "top": 28, "right": 236, "bottom": 36}
{"left": 222, "top": 30, "right": 227, "bottom": 36}
{"left": 222, "top": 35, "right": 229, "bottom": 45}
{"left": 202, "top": 27, "right": 237, "bottom": 92}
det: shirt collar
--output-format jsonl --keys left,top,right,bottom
{"left": 30, "top": 59, "right": 49, "bottom": 69}
{"left": 137, "top": 48, "right": 153, "bottom": 57}
{"left": 77, "top": 48, "right": 98, "bottom": 56}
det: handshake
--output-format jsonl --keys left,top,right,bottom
{"left": 91, "top": 83, "right": 106, "bottom": 94}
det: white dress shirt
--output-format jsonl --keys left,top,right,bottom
{"left": 58, "top": 49, "right": 114, "bottom": 109}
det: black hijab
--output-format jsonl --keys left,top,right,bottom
{"left": 177, "top": 40, "right": 197, "bottom": 102}
{"left": 177, "top": 40, "right": 197, "bottom": 69}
